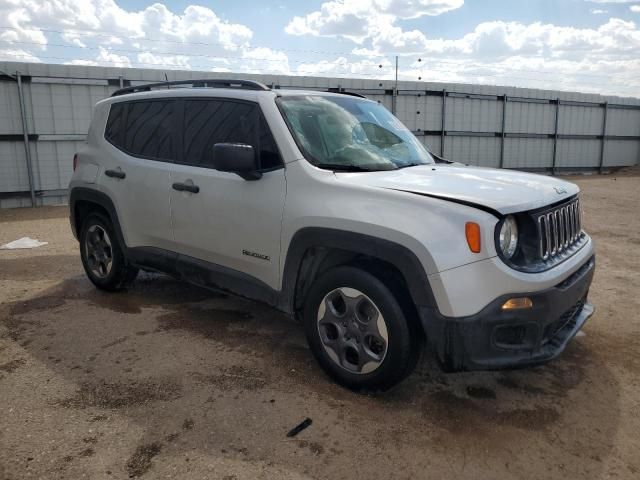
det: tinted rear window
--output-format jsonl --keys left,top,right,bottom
{"left": 105, "top": 103, "right": 125, "bottom": 147}
{"left": 124, "top": 100, "right": 175, "bottom": 161}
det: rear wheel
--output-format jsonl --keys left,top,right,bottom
{"left": 303, "top": 266, "right": 421, "bottom": 392}
{"left": 80, "top": 213, "right": 138, "bottom": 291}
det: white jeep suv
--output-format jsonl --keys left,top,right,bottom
{"left": 69, "top": 79, "right": 595, "bottom": 392}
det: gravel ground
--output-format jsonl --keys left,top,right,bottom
{"left": 1, "top": 173, "right": 639, "bottom": 480}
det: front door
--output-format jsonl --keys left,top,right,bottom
{"left": 169, "top": 98, "right": 286, "bottom": 291}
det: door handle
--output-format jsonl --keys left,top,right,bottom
{"left": 172, "top": 182, "right": 200, "bottom": 194}
{"left": 105, "top": 169, "right": 126, "bottom": 179}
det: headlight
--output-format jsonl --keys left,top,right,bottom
{"left": 499, "top": 215, "right": 518, "bottom": 258}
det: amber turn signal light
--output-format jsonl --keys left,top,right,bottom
{"left": 465, "top": 222, "right": 481, "bottom": 253}
{"left": 501, "top": 297, "right": 533, "bottom": 310}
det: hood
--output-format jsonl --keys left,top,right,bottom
{"left": 335, "top": 164, "right": 579, "bottom": 215}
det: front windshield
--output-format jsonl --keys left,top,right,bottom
{"left": 277, "top": 95, "right": 434, "bottom": 171}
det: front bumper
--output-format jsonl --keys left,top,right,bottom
{"left": 420, "top": 255, "right": 595, "bottom": 371}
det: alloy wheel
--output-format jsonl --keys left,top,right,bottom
{"left": 85, "top": 224, "right": 113, "bottom": 279}
{"left": 317, "top": 287, "right": 389, "bottom": 374}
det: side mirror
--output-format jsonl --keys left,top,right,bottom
{"left": 212, "top": 143, "right": 262, "bottom": 180}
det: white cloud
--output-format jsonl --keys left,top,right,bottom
{"left": 406, "top": 55, "right": 640, "bottom": 93}
{"left": 286, "top": 0, "right": 640, "bottom": 74}
{"left": 0, "top": 0, "right": 638, "bottom": 96}
{"left": 241, "top": 47, "right": 290, "bottom": 74}
{"left": 136, "top": 4, "right": 252, "bottom": 50}
{"left": 295, "top": 56, "right": 394, "bottom": 77}
{"left": 353, "top": 17, "right": 640, "bottom": 61}
{"left": 0, "top": 47, "right": 41, "bottom": 62}
{"left": 0, "top": 4, "right": 47, "bottom": 46}
{"left": 2, "top": 0, "right": 249, "bottom": 47}
{"left": 0, "top": 1, "right": 275, "bottom": 72}
{"left": 325, "top": 17, "right": 640, "bottom": 96}
{"left": 96, "top": 46, "right": 131, "bottom": 68}
{"left": 64, "top": 59, "right": 99, "bottom": 66}
{"left": 137, "top": 52, "right": 191, "bottom": 70}
{"left": 375, "top": 0, "right": 464, "bottom": 17}
{"left": 351, "top": 47, "right": 386, "bottom": 57}
{"left": 590, "top": 9, "right": 608, "bottom": 14}
{"left": 285, "top": 0, "right": 463, "bottom": 41}
{"left": 61, "top": 33, "right": 87, "bottom": 48}
{"left": 285, "top": 3, "right": 372, "bottom": 42}
{"left": 0, "top": 0, "right": 254, "bottom": 57}
{"left": 103, "top": 36, "right": 124, "bottom": 46}
{"left": 631, "top": 5, "right": 640, "bottom": 12}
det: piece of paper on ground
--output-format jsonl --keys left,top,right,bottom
{"left": 0, "top": 237, "right": 48, "bottom": 250}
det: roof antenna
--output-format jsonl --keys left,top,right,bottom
{"left": 164, "top": 72, "right": 169, "bottom": 88}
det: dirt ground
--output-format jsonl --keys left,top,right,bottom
{"left": 1, "top": 173, "right": 639, "bottom": 480}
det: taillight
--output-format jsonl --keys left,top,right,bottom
{"left": 73, "top": 153, "right": 78, "bottom": 171}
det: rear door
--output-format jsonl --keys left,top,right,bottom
{"left": 100, "top": 99, "right": 176, "bottom": 251}
{"left": 169, "top": 98, "right": 286, "bottom": 291}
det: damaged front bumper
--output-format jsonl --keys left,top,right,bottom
{"left": 421, "top": 256, "right": 595, "bottom": 372}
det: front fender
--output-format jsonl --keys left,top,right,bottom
{"left": 278, "top": 227, "right": 439, "bottom": 315}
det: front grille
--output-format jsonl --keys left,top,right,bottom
{"left": 536, "top": 197, "right": 583, "bottom": 260}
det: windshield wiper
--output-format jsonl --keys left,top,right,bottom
{"left": 316, "top": 163, "right": 397, "bottom": 172}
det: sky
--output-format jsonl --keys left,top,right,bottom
{"left": 0, "top": 0, "right": 639, "bottom": 97}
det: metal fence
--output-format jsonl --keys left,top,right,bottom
{"left": 1, "top": 61, "right": 639, "bottom": 208}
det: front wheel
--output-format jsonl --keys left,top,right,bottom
{"left": 79, "top": 212, "right": 138, "bottom": 291}
{"left": 303, "top": 266, "right": 421, "bottom": 392}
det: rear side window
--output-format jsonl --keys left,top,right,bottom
{"left": 182, "top": 99, "right": 282, "bottom": 170}
{"left": 124, "top": 100, "right": 175, "bottom": 161}
{"left": 105, "top": 103, "right": 125, "bottom": 147}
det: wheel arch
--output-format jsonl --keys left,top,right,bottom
{"left": 279, "top": 227, "right": 438, "bottom": 320}
{"left": 70, "top": 187, "right": 127, "bottom": 252}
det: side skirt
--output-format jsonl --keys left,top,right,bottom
{"left": 128, "top": 246, "right": 282, "bottom": 312}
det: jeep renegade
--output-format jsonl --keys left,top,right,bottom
{"left": 69, "top": 79, "right": 595, "bottom": 392}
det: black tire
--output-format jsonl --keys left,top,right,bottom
{"left": 303, "top": 266, "right": 421, "bottom": 392}
{"left": 79, "top": 212, "right": 138, "bottom": 291}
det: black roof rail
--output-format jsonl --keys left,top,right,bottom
{"left": 336, "top": 91, "right": 367, "bottom": 99}
{"left": 111, "top": 79, "right": 271, "bottom": 97}
{"left": 326, "top": 87, "right": 367, "bottom": 99}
